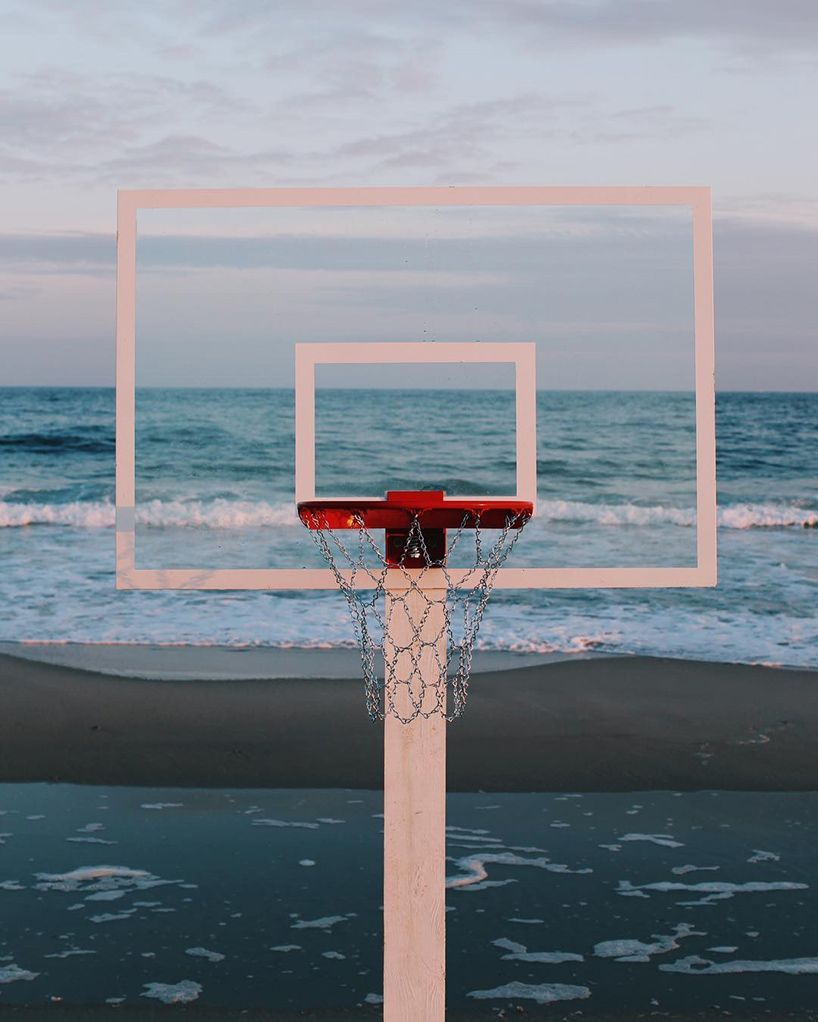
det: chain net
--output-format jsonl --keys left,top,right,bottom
{"left": 300, "top": 509, "right": 530, "bottom": 723}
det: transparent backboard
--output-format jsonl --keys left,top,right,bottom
{"left": 115, "top": 187, "right": 715, "bottom": 590}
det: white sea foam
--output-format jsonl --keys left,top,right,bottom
{"left": 3, "top": 494, "right": 816, "bottom": 665}
{"left": 617, "top": 879, "right": 807, "bottom": 905}
{"left": 0, "top": 964, "right": 39, "bottom": 983}
{"left": 493, "top": 937, "right": 583, "bottom": 963}
{"left": 748, "top": 849, "right": 780, "bottom": 863}
{"left": 468, "top": 980, "right": 591, "bottom": 1004}
{"left": 1, "top": 497, "right": 814, "bottom": 530}
{"left": 671, "top": 864, "right": 720, "bottom": 875}
{"left": 252, "top": 818, "right": 319, "bottom": 829}
{"left": 34, "top": 864, "right": 183, "bottom": 899}
{"left": 594, "top": 923, "right": 704, "bottom": 962}
{"left": 44, "top": 949, "right": 96, "bottom": 959}
{"left": 0, "top": 499, "right": 298, "bottom": 529}
{"left": 660, "top": 955, "right": 818, "bottom": 975}
{"left": 141, "top": 980, "right": 202, "bottom": 1004}
{"left": 185, "top": 947, "right": 225, "bottom": 962}
{"left": 618, "top": 833, "right": 684, "bottom": 848}
{"left": 447, "top": 851, "right": 592, "bottom": 890}
{"left": 535, "top": 500, "right": 818, "bottom": 529}
{"left": 35, "top": 865, "right": 151, "bottom": 886}
{"left": 291, "top": 915, "right": 348, "bottom": 931}
{"left": 0, "top": 501, "right": 117, "bottom": 528}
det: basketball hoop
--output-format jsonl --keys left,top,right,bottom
{"left": 298, "top": 490, "right": 532, "bottom": 722}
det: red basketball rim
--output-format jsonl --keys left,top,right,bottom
{"left": 298, "top": 490, "right": 533, "bottom": 530}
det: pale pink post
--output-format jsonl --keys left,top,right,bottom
{"left": 383, "top": 578, "right": 447, "bottom": 1021}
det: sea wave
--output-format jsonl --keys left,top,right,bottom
{"left": 0, "top": 498, "right": 815, "bottom": 530}
{"left": 0, "top": 499, "right": 298, "bottom": 529}
{"left": 0, "top": 431, "right": 113, "bottom": 453}
{"left": 536, "top": 500, "right": 818, "bottom": 529}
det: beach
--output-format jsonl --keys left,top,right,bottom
{"left": 1, "top": 648, "right": 816, "bottom": 792}
{"left": 2, "top": 648, "right": 818, "bottom": 1018}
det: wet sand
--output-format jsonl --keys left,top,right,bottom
{"left": 1, "top": 650, "right": 817, "bottom": 791}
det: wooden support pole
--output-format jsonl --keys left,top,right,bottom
{"left": 383, "top": 580, "right": 446, "bottom": 1022}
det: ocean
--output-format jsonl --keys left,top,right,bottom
{"left": 0, "top": 387, "right": 815, "bottom": 668}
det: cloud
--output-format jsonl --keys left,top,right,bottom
{"left": 713, "top": 216, "right": 818, "bottom": 388}
{"left": 584, "top": 105, "right": 708, "bottom": 143}
{"left": 0, "top": 3, "right": 758, "bottom": 191}
{"left": 316, "top": 94, "right": 707, "bottom": 180}
{"left": 716, "top": 216, "right": 818, "bottom": 325}
{"left": 0, "top": 281, "right": 37, "bottom": 300}
{"left": 471, "top": 0, "right": 818, "bottom": 56}
{"left": 0, "top": 232, "right": 113, "bottom": 283}
{"left": 2, "top": 209, "right": 815, "bottom": 388}
{"left": 124, "top": 0, "right": 818, "bottom": 61}
{"left": 327, "top": 92, "right": 593, "bottom": 174}
{"left": 143, "top": 0, "right": 818, "bottom": 56}
{"left": 0, "top": 67, "right": 252, "bottom": 183}
{"left": 96, "top": 135, "right": 301, "bottom": 185}
{"left": 265, "top": 31, "right": 445, "bottom": 104}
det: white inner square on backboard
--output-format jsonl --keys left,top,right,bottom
{"left": 294, "top": 342, "right": 538, "bottom": 507}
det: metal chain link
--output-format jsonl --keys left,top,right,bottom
{"left": 301, "top": 510, "right": 529, "bottom": 722}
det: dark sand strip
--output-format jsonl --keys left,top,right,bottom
{"left": 0, "top": 652, "right": 816, "bottom": 791}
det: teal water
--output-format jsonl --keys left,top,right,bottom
{"left": 0, "top": 784, "right": 816, "bottom": 1014}
{"left": 0, "top": 388, "right": 815, "bottom": 666}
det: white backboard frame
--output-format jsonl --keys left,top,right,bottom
{"left": 116, "top": 185, "right": 716, "bottom": 591}
{"left": 295, "top": 341, "right": 537, "bottom": 506}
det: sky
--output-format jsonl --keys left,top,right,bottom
{"left": 0, "top": 0, "right": 816, "bottom": 390}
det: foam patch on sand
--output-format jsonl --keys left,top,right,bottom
{"left": 0, "top": 964, "right": 39, "bottom": 983}
{"left": 185, "top": 947, "right": 225, "bottom": 962}
{"left": 447, "top": 851, "right": 592, "bottom": 890}
{"left": 445, "top": 824, "right": 504, "bottom": 849}
{"left": 594, "top": 923, "right": 704, "bottom": 962}
{"left": 660, "top": 955, "right": 818, "bottom": 975}
{"left": 618, "top": 833, "right": 684, "bottom": 848}
{"left": 748, "top": 849, "right": 780, "bottom": 863}
{"left": 493, "top": 937, "right": 583, "bottom": 964}
{"left": 141, "top": 980, "right": 202, "bottom": 1003}
{"left": 291, "top": 914, "right": 351, "bottom": 931}
{"left": 468, "top": 980, "right": 591, "bottom": 1005}
{"left": 617, "top": 879, "right": 807, "bottom": 906}
{"left": 34, "top": 864, "right": 181, "bottom": 896}
{"left": 44, "top": 949, "right": 96, "bottom": 959}
{"left": 671, "top": 864, "right": 720, "bottom": 875}
{"left": 252, "top": 818, "right": 320, "bottom": 829}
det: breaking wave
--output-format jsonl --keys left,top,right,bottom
{"left": 1, "top": 498, "right": 814, "bottom": 530}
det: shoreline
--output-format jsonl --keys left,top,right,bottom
{"left": 1, "top": 648, "right": 817, "bottom": 791}
{"left": 0, "top": 641, "right": 610, "bottom": 681}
